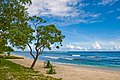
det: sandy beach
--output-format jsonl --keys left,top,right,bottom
{"left": 8, "top": 55, "right": 120, "bottom": 80}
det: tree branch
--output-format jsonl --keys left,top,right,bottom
{"left": 27, "top": 43, "right": 35, "bottom": 59}
{"left": 35, "top": 22, "right": 41, "bottom": 28}
{"left": 38, "top": 46, "right": 45, "bottom": 55}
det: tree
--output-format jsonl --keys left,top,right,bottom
{"left": 9, "top": 16, "right": 65, "bottom": 69}
{"left": 0, "top": 0, "right": 32, "bottom": 52}
{"left": 0, "top": 38, "right": 7, "bottom": 53}
{"left": 0, "top": 0, "right": 65, "bottom": 69}
{"left": 5, "top": 46, "right": 14, "bottom": 56}
{"left": 27, "top": 16, "right": 65, "bottom": 69}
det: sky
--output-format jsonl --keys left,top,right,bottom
{"left": 25, "top": 0, "right": 120, "bottom": 51}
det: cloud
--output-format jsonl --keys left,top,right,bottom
{"left": 116, "top": 16, "right": 120, "bottom": 19}
{"left": 92, "top": 41, "right": 102, "bottom": 49}
{"left": 117, "top": 8, "right": 120, "bottom": 11}
{"left": 114, "top": 45, "right": 120, "bottom": 49}
{"left": 107, "top": 10, "right": 114, "bottom": 13}
{"left": 66, "top": 43, "right": 87, "bottom": 50}
{"left": 111, "top": 42, "right": 120, "bottom": 50}
{"left": 26, "top": 0, "right": 102, "bottom": 25}
{"left": 27, "top": 0, "right": 81, "bottom": 17}
{"left": 66, "top": 43, "right": 74, "bottom": 50}
{"left": 98, "top": 0, "right": 118, "bottom": 5}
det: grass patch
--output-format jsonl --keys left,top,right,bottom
{"left": 0, "top": 59, "right": 62, "bottom": 80}
{"left": 0, "top": 55, "right": 24, "bottom": 59}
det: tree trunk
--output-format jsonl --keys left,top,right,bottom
{"left": 30, "top": 54, "right": 38, "bottom": 69}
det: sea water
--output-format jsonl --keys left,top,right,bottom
{"left": 12, "top": 51, "right": 120, "bottom": 70}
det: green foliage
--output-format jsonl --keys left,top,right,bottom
{"left": 44, "top": 61, "right": 56, "bottom": 74}
{"left": 0, "top": 38, "right": 7, "bottom": 53}
{"left": 0, "top": 0, "right": 32, "bottom": 52}
{"left": 0, "top": 59, "right": 62, "bottom": 80}
{"left": 9, "top": 26, "right": 35, "bottom": 50}
{"left": 46, "top": 65, "right": 56, "bottom": 74}
{"left": 0, "top": 0, "right": 65, "bottom": 69}
{"left": 0, "top": 0, "right": 31, "bottom": 33}
{"left": 5, "top": 46, "right": 14, "bottom": 56}
{"left": 44, "top": 60, "right": 52, "bottom": 68}
{"left": 28, "top": 16, "right": 65, "bottom": 68}
{"left": 29, "top": 16, "right": 65, "bottom": 52}
{"left": 36, "top": 24, "right": 65, "bottom": 50}
{"left": 0, "top": 55, "right": 24, "bottom": 59}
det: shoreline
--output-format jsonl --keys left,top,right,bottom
{"left": 9, "top": 54, "right": 120, "bottom": 80}
{"left": 11, "top": 54, "right": 120, "bottom": 72}
{"left": 52, "top": 62, "right": 120, "bottom": 72}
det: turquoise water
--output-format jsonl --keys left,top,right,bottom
{"left": 12, "top": 51, "right": 120, "bottom": 70}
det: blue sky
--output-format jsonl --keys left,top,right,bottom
{"left": 26, "top": 0, "right": 120, "bottom": 51}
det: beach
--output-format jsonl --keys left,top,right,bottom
{"left": 8, "top": 56, "right": 120, "bottom": 80}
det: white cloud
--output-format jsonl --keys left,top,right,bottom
{"left": 117, "top": 8, "right": 120, "bottom": 11}
{"left": 92, "top": 41, "right": 102, "bottom": 49}
{"left": 61, "top": 41, "right": 120, "bottom": 51}
{"left": 116, "top": 16, "right": 120, "bottom": 19}
{"left": 90, "top": 13, "right": 101, "bottom": 18}
{"left": 26, "top": 0, "right": 102, "bottom": 25}
{"left": 98, "top": 0, "right": 118, "bottom": 5}
{"left": 66, "top": 43, "right": 87, "bottom": 50}
{"left": 50, "top": 44, "right": 54, "bottom": 48}
{"left": 27, "top": 0, "right": 81, "bottom": 17}
{"left": 89, "top": 20, "right": 102, "bottom": 23}
{"left": 66, "top": 43, "right": 75, "bottom": 50}
{"left": 107, "top": 10, "right": 114, "bottom": 13}
{"left": 111, "top": 42, "right": 120, "bottom": 50}
{"left": 114, "top": 45, "right": 120, "bottom": 49}
{"left": 111, "top": 42, "right": 116, "bottom": 45}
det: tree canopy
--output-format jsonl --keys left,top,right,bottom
{"left": 0, "top": 0, "right": 32, "bottom": 51}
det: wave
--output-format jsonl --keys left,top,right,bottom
{"left": 60, "top": 57, "right": 74, "bottom": 60}
{"left": 43, "top": 56, "right": 74, "bottom": 60}
{"left": 87, "top": 56, "right": 98, "bottom": 58}
{"left": 43, "top": 56, "right": 60, "bottom": 59}
{"left": 69, "top": 54, "right": 81, "bottom": 57}
{"left": 108, "top": 57, "right": 120, "bottom": 59}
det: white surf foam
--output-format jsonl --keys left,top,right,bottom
{"left": 71, "top": 54, "right": 81, "bottom": 57}
{"left": 43, "top": 56, "right": 60, "bottom": 59}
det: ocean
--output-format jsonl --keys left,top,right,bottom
{"left": 11, "top": 51, "right": 120, "bottom": 70}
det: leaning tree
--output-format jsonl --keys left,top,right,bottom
{"left": 10, "top": 16, "right": 65, "bottom": 69}
{"left": 28, "top": 16, "right": 65, "bottom": 68}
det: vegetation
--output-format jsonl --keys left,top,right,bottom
{"left": 0, "top": 0, "right": 65, "bottom": 69}
{"left": 5, "top": 46, "right": 14, "bottom": 56}
{"left": 0, "top": 59, "right": 62, "bottom": 80}
{"left": 0, "top": 38, "right": 7, "bottom": 53}
{"left": 0, "top": 0, "right": 64, "bottom": 79}
{"left": 46, "top": 65, "right": 56, "bottom": 74}
{"left": 44, "top": 61, "right": 56, "bottom": 74}
{"left": 0, "top": 55, "right": 24, "bottom": 59}
{"left": 44, "top": 60, "right": 52, "bottom": 68}
{"left": 0, "top": 0, "right": 32, "bottom": 52}
{"left": 15, "top": 16, "right": 64, "bottom": 68}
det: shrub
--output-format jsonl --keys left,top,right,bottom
{"left": 44, "top": 60, "right": 52, "bottom": 68}
{"left": 46, "top": 65, "right": 56, "bottom": 74}
{"left": 44, "top": 61, "right": 56, "bottom": 74}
